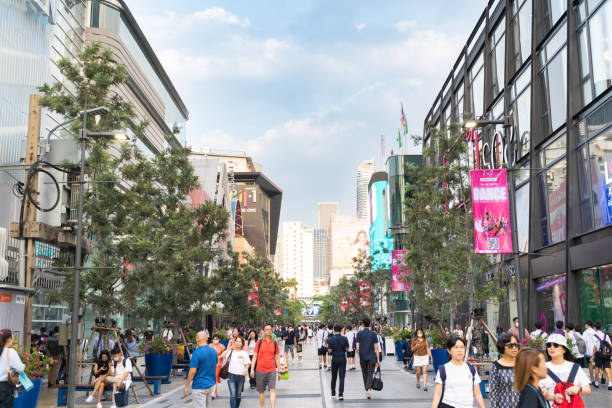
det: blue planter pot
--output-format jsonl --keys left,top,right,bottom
{"left": 431, "top": 349, "right": 449, "bottom": 374}
{"left": 145, "top": 353, "right": 173, "bottom": 384}
{"left": 13, "top": 378, "right": 41, "bottom": 408}
{"left": 395, "top": 341, "right": 405, "bottom": 361}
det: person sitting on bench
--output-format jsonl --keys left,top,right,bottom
{"left": 105, "top": 347, "right": 133, "bottom": 408}
{"left": 86, "top": 350, "right": 111, "bottom": 407}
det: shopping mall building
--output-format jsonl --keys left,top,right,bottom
{"left": 422, "top": 0, "right": 611, "bottom": 332}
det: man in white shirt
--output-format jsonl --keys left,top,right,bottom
{"left": 343, "top": 325, "right": 356, "bottom": 370}
{"left": 566, "top": 323, "right": 585, "bottom": 360}
{"left": 591, "top": 322, "right": 611, "bottom": 390}
{"left": 582, "top": 320, "right": 596, "bottom": 384}
{"left": 529, "top": 321, "right": 548, "bottom": 340}
{"left": 105, "top": 347, "right": 133, "bottom": 408}
{"left": 315, "top": 324, "right": 327, "bottom": 369}
{"left": 452, "top": 323, "right": 464, "bottom": 339}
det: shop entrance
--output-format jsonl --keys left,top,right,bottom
{"left": 579, "top": 264, "right": 612, "bottom": 331}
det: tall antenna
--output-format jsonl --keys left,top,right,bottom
{"left": 380, "top": 135, "right": 385, "bottom": 170}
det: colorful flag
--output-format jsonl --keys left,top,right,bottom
{"left": 397, "top": 128, "right": 402, "bottom": 148}
{"left": 401, "top": 102, "right": 408, "bottom": 134}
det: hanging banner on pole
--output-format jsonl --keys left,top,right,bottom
{"left": 359, "top": 281, "right": 371, "bottom": 306}
{"left": 274, "top": 304, "right": 281, "bottom": 316}
{"left": 392, "top": 249, "right": 410, "bottom": 291}
{"left": 339, "top": 297, "right": 348, "bottom": 312}
{"left": 248, "top": 281, "right": 259, "bottom": 306}
{"left": 348, "top": 292, "right": 357, "bottom": 312}
{"left": 470, "top": 169, "right": 513, "bottom": 254}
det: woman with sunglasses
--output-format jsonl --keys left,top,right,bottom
{"left": 540, "top": 334, "right": 590, "bottom": 405}
{"left": 514, "top": 349, "right": 550, "bottom": 408}
{"left": 489, "top": 333, "right": 520, "bottom": 408}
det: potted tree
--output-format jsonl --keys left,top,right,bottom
{"left": 11, "top": 346, "right": 53, "bottom": 408}
{"left": 139, "top": 337, "right": 175, "bottom": 384}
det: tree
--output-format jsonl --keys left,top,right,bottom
{"left": 402, "top": 123, "right": 503, "bottom": 326}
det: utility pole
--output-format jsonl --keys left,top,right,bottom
{"left": 22, "top": 94, "right": 42, "bottom": 349}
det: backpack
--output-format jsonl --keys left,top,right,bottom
{"left": 438, "top": 362, "right": 476, "bottom": 407}
{"left": 254, "top": 339, "right": 278, "bottom": 371}
{"left": 547, "top": 364, "right": 584, "bottom": 408}
{"left": 573, "top": 334, "right": 587, "bottom": 355}
{"left": 594, "top": 334, "right": 611, "bottom": 359}
{"left": 46, "top": 337, "right": 62, "bottom": 357}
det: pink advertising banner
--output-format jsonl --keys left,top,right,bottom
{"left": 470, "top": 169, "right": 513, "bottom": 254}
{"left": 392, "top": 250, "right": 410, "bottom": 291}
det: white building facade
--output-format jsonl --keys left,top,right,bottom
{"left": 356, "top": 159, "right": 375, "bottom": 219}
{"left": 281, "top": 221, "right": 314, "bottom": 299}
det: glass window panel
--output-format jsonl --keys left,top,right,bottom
{"left": 547, "top": 49, "right": 568, "bottom": 132}
{"left": 546, "top": 158, "right": 567, "bottom": 244}
{"left": 588, "top": 129, "right": 612, "bottom": 228}
{"left": 514, "top": 0, "right": 532, "bottom": 69}
{"left": 548, "top": 0, "right": 568, "bottom": 26}
{"left": 576, "top": 119, "right": 588, "bottom": 143}
{"left": 516, "top": 182, "right": 530, "bottom": 252}
{"left": 589, "top": 0, "right": 605, "bottom": 12}
{"left": 586, "top": 98, "right": 609, "bottom": 136}
{"left": 537, "top": 171, "right": 551, "bottom": 246}
{"left": 545, "top": 22, "right": 568, "bottom": 63}
{"left": 588, "top": 1, "right": 612, "bottom": 97}
{"left": 455, "top": 84, "right": 465, "bottom": 121}
{"left": 470, "top": 63, "right": 485, "bottom": 117}
{"left": 491, "top": 29, "right": 506, "bottom": 96}
{"left": 544, "top": 133, "right": 567, "bottom": 165}
{"left": 578, "top": 28, "right": 594, "bottom": 105}
{"left": 576, "top": 0, "right": 588, "bottom": 26}
{"left": 577, "top": 146, "right": 595, "bottom": 231}
{"left": 515, "top": 86, "right": 531, "bottom": 157}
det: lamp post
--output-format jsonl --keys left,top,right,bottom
{"left": 67, "top": 102, "right": 128, "bottom": 407}
{"left": 463, "top": 117, "right": 525, "bottom": 342}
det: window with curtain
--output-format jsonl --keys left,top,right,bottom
{"left": 538, "top": 20, "right": 567, "bottom": 137}
{"left": 511, "top": 0, "right": 532, "bottom": 72}
{"left": 510, "top": 63, "right": 532, "bottom": 158}
{"left": 490, "top": 17, "right": 506, "bottom": 99}
{"left": 576, "top": 0, "right": 612, "bottom": 107}
{"left": 469, "top": 53, "right": 485, "bottom": 118}
{"left": 536, "top": 133, "right": 567, "bottom": 247}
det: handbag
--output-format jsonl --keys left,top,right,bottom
{"left": 114, "top": 385, "right": 130, "bottom": 407}
{"left": 371, "top": 368, "right": 383, "bottom": 391}
{"left": 6, "top": 349, "right": 19, "bottom": 386}
{"left": 219, "top": 350, "right": 232, "bottom": 379}
{"left": 296, "top": 343, "right": 303, "bottom": 353}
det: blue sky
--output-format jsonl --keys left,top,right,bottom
{"left": 128, "top": 0, "right": 487, "bottom": 228}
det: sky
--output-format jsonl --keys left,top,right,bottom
{"left": 128, "top": 0, "right": 487, "bottom": 228}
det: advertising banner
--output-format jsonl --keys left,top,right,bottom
{"left": 470, "top": 169, "right": 513, "bottom": 253}
{"left": 392, "top": 250, "right": 410, "bottom": 291}
{"left": 274, "top": 305, "right": 281, "bottom": 316}
{"left": 248, "top": 281, "right": 259, "bottom": 306}
{"left": 340, "top": 297, "right": 348, "bottom": 312}
{"left": 359, "top": 281, "right": 371, "bottom": 306}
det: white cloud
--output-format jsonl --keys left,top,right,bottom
{"left": 194, "top": 7, "right": 250, "bottom": 26}
{"left": 394, "top": 20, "right": 416, "bottom": 33}
{"left": 356, "top": 23, "right": 366, "bottom": 31}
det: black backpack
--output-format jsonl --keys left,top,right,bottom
{"left": 438, "top": 363, "right": 476, "bottom": 407}
{"left": 594, "top": 334, "right": 612, "bottom": 359}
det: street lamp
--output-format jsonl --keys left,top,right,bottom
{"left": 463, "top": 116, "right": 526, "bottom": 341}
{"left": 67, "top": 107, "right": 129, "bottom": 407}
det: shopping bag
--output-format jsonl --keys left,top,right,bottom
{"left": 280, "top": 370, "right": 290, "bottom": 380}
{"left": 296, "top": 343, "right": 303, "bottom": 353}
{"left": 19, "top": 372, "right": 34, "bottom": 392}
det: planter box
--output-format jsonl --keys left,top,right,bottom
{"left": 431, "top": 349, "right": 449, "bottom": 374}
{"left": 13, "top": 378, "right": 41, "bottom": 408}
{"left": 145, "top": 353, "right": 173, "bottom": 384}
{"left": 395, "top": 341, "right": 405, "bottom": 361}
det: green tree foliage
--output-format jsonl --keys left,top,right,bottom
{"left": 402, "top": 123, "right": 504, "bottom": 321}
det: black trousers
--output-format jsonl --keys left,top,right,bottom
{"left": 0, "top": 381, "right": 15, "bottom": 408}
{"left": 331, "top": 356, "right": 346, "bottom": 395}
{"left": 359, "top": 359, "right": 376, "bottom": 391}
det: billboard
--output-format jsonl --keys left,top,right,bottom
{"left": 369, "top": 173, "right": 393, "bottom": 271}
{"left": 392, "top": 249, "right": 410, "bottom": 291}
{"left": 330, "top": 215, "right": 370, "bottom": 269}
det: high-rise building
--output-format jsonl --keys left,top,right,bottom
{"left": 317, "top": 202, "right": 339, "bottom": 229}
{"left": 282, "top": 222, "right": 314, "bottom": 299}
{"left": 356, "top": 159, "right": 376, "bottom": 219}
{"left": 313, "top": 228, "right": 329, "bottom": 280}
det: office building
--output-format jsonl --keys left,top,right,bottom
{"left": 423, "top": 0, "right": 612, "bottom": 331}
{"left": 282, "top": 221, "right": 314, "bottom": 299}
{"left": 356, "top": 159, "right": 376, "bottom": 219}
{"left": 317, "top": 202, "right": 338, "bottom": 229}
{"left": 313, "top": 228, "right": 329, "bottom": 280}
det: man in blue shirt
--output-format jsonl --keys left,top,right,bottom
{"left": 184, "top": 331, "right": 218, "bottom": 407}
{"left": 327, "top": 324, "right": 349, "bottom": 400}
{"left": 355, "top": 317, "right": 380, "bottom": 399}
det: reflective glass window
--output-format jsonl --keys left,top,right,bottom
{"left": 576, "top": 0, "right": 612, "bottom": 106}
{"left": 538, "top": 21, "right": 568, "bottom": 136}
{"left": 454, "top": 83, "right": 465, "bottom": 122}
{"left": 544, "top": 0, "right": 568, "bottom": 28}
{"left": 490, "top": 18, "right": 506, "bottom": 97}
{"left": 511, "top": 0, "right": 532, "bottom": 71}
{"left": 516, "top": 182, "right": 530, "bottom": 253}
{"left": 469, "top": 53, "right": 485, "bottom": 117}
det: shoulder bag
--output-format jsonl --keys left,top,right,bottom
{"left": 219, "top": 350, "right": 233, "bottom": 379}
{"left": 371, "top": 367, "right": 383, "bottom": 391}
{"left": 5, "top": 348, "right": 19, "bottom": 386}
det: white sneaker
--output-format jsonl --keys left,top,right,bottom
{"left": 110, "top": 405, "right": 117, "bottom": 408}
{"left": 96, "top": 404, "right": 102, "bottom": 408}
{"left": 85, "top": 395, "right": 94, "bottom": 403}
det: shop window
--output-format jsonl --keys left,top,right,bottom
{"left": 511, "top": 0, "right": 532, "bottom": 72}
{"left": 536, "top": 133, "right": 567, "bottom": 247}
{"left": 469, "top": 53, "right": 485, "bottom": 118}
{"left": 576, "top": 117, "right": 612, "bottom": 232}
{"left": 579, "top": 265, "right": 612, "bottom": 330}
{"left": 490, "top": 17, "right": 506, "bottom": 98}
{"left": 510, "top": 63, "right": 532, "bottom": 158}
{"left": 576, "top": 0, "right": 612, "bottom": 106}
{"left": 538, "top": 20, "right": 568, "bottom": 137}
{"left": 535, "top": 274, "right": 567, "bottom": 330}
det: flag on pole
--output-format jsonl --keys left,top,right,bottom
{"left": 397, "top": 128, "right": 402, "bottom": 148}
{"left": 401, "top": 102, "right": 408, "bottom": 134}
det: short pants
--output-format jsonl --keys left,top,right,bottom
{"left": 318, "top": 346, "right": 327, "bottom": 356}
{"left": 595, "top": 354, "right": 611, "bottom": 369}
{"left": 255, "top": 371, "right": 277, "bottom": 392}
{"left": 285, "top": 344, "right": 295, "bottom": 353}
{"left": 347, "top": 350, "right": 355, "bottom": 358}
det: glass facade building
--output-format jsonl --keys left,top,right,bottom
{"left": 423, "top": 0, "right": 612, "bottom": 331}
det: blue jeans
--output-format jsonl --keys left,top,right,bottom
{"left": 227, "top": 374, "right": 245, "bottom": 408}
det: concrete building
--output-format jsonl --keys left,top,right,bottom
{"left": 313, "top": 228, "right": 329, "bottom": 280}
{"left": 356, "top": 159, "right": 376, "bottom": 219}
{"left": 423, "top": 0, "right": 612, "bottom": 331}
{"left": 317, "top": 202, "right": 338, "bottom": 229}
{"left": 282, "top": 221, "right": 314, "bottom": 299}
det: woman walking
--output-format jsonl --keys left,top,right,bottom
{"left": 411, "top": 328, "right": 432, "bottom": 391}
{"left": 210, "top": 334, "right": 226, "bottom": 399}
{"left": 246, "top": 330, "right": 258, "bottom": 389}
{"left": 432, "top": 337, "right": 485, "bottom": 408}
{"left": 489, "top": 333, "right": 520, "bottom": 407}
{"left": 514, "top": 349, "right": 550, "bottom": 408}
{"left": 222, "top": 337, "right": 251, "bottom": 408}
{"left": 297, "top": 327, "right": 306, "bottom": 361}
{"left": 0, "top": 329, "right": 25, "bottom": 407}
{"left": 540, "top": 334, "right": 590, "bottom": 405}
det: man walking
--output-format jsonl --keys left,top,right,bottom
{"left": 344, "top": 325, "right": 356, "bottom": 370}
{"left": 184, "top": 331, "right": 217, "bottom": 407}
{"left": 316, "top": 324, "right": 327, "bottom": 369}
{"left": 328, "top": 324, "right": 349, "bottom": 400}
{"left": 355, "top": 317, "right": 380, "bottom": 399}
{"left": 250, "top": 324, "right": 281, "bottom": 408}
{"left": 284, "top": 326, "right": 296, "bottom": 364}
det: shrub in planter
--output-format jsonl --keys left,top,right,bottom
{"left": 11, "top": 346, "right": 54, "bottom": 408}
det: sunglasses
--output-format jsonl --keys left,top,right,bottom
{"left": 546, "top": 343, "right": 561, "bottom": 349}
{"left": 505, "top": 343, "right": 520, "bottom": 349}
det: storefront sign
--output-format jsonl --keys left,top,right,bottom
{"left": 535, "top": 275, "right": 566, "bottom": 292}
{"left": 0, "top": 293, "right": 11, "bottom": 303}
{"left": 481, "top": 129, "right": 517, "bottom": 169}
{"left": 27, "top": 0, "right": 58, "bottom": 24}
{"left": 392, "top": 250, "right": 410, "bottom": 291}
{"left": 470, "top": 169, "right": 513, "bottom": 253}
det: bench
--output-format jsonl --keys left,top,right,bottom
{"left": 132, "top": 375, "right": 165, "bottom": 395}
{"left": 54, "top": 384, "right": 114, "bottom": 407}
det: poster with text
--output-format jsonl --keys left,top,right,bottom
{"left": 470, "top": 169, "right": 513, "bottom": 253}
{"left": 392, "top": 250, "right": 410, "bottom": 291}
